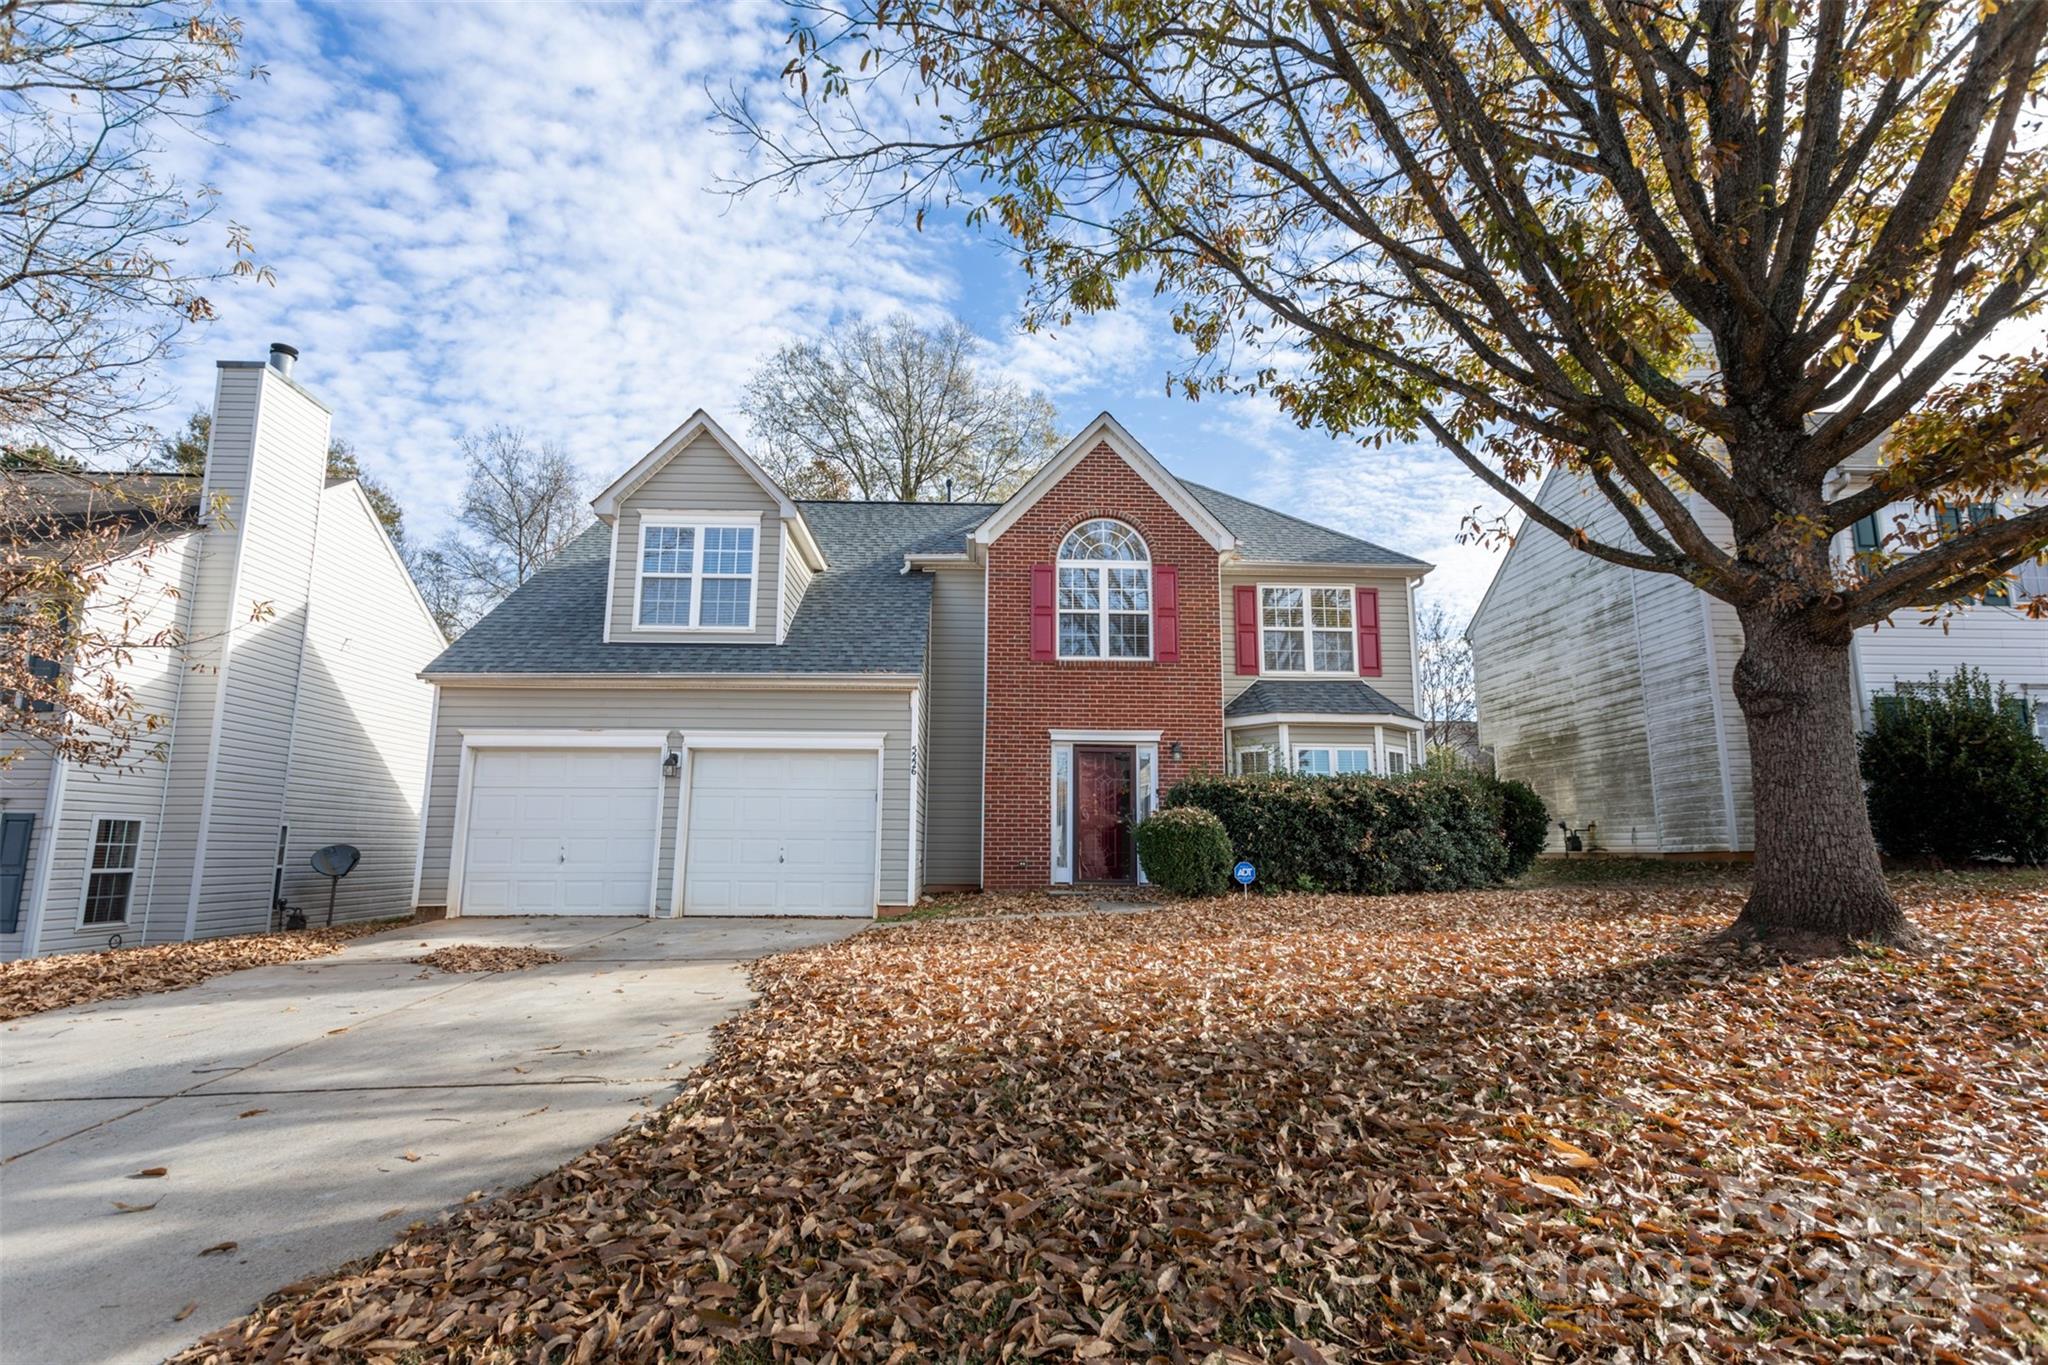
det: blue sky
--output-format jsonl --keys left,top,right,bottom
{"left": 158, "top": 0, "right": 1511, "bottom": 620}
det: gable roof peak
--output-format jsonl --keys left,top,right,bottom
{"left": 589, "top": 408, "right": 826, "bottom": 570}
{"left": 970, "top": 411, "right": 1238, "bottom": 552}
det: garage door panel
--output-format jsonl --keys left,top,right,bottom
{"left": 684, "top": 748, "right": 877, "bottom": 918}
{"left": 460, "top": 747, "right": 658, "bottom": 917}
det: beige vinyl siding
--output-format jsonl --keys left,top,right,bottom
{"left": 1220, "top": 568, "right": 1419, "bottom": 712}
{"left": 922, "top": 563, "right": 984, "bottom": 885}
{"left": 21, "top": 531, "right": 201, "bottom": 956}
{"left": 419, "top": 684, "right": 919, "bottom": 911}
{"left": 780, "top": 531, "right": 815, "bottom": 640}
{"left": 609, "top": 432, "right": 781, "bottom": 642}
{"left": 184, "top": 369, "right": 333, "bottom": 939}
{"left": 1228, "top": 724, "right": 1279, "bottom": 771}
{"left": 279, "top": 482, "right": 444, "bottom": 926}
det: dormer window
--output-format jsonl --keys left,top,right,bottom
{"left": 634, "top": 513, "right": 757, "bottom": 630}
{"left": 1057, "top": 519, "right": 1150, "bottom": 659}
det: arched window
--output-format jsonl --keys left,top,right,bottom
{"left": 1057, "top": 519, "right": 1150, "bottom": 658}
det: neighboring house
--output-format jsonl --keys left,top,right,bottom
{"left": 416, "top": 412, "right": 1429, "bottom": 917}
{"left": 1467, "top": 464, "right": 2048, "bottom": 856}
{"left": 0, "top": 346, "right": 446, "bottom": 959}
{"left": 1428, "top": 719, "right": 1491, "bottom": 773}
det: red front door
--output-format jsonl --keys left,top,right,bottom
{"left": 1075, "top": 746, "right": 1135, "bottom": 882}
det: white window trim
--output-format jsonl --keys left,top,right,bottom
{"left": 630, "top": 510, "right": 761, "bottom": 634}
{"left": 1056, "top": 520, "right": 1153, "bottom": 662}
{"left": 77, "top": 813, "right": 145, "bottom": 930}
{"left": 1234, "top": 747, "right": 1273, "bottom": 775}
{"left": 445, "top": 731, "right": 669, "bottom": 919}
{"left": 671, "top": 731, "right": 887, "bottom": 918}
{"left": 1258, "top": 583, "right": 1359, "bottom": 677}
{"left": 1291, "top": 746, "right": 1375, "bottom": 775}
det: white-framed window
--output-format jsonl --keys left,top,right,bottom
{"left": 2027, "top": 687, "right": 2048, "bottom": 748}
{"left": 1294, "top": 747, "right": 1374, "bottom": 776}
{"left": 1057, "top": 519, "right": 1150, "bottom": 659}
{"left": 81, "top": 817, "right": 142, "bottom": 926}
{"left": 1261, "top": 585, "right": 1355, "bottom": 674}
{"left": 1235, "top": 748, "right": 1272, "bottom": 775}
{"left": 1386, "top": 749, "right": 1409, "bottom": 775}
{"left": 634, "top": 513, "right": 758, "bottom": 630}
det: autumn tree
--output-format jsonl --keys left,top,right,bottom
{"left": 155, "top": 410, "right": 406, "bottom": 541}
{"left": 740, "top": 314, "right": 1060, "bottom": 501}
{"left": 1415, "top": 599, "right": 1476, "bottom": 759}
{"left": 736, "top": 0, "right": 2048, "bottom": 945}
{"left": 433, "top": 426, "right": 586, "bottom": 617}
{"left": 2, "top": 0, "right": 266, "bottom": 457}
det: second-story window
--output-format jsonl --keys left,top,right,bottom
{"left": 1262, "top": 585, "right": 1354, "bottom": 674}
{"left": 1057, "top": 519, "right": 1150, "bottom": 659}
{"left": 635, "top": 515, "right": 756, "bottom": 629}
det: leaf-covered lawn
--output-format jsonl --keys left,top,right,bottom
{"left": 0, "top": 915, "right": 415, "bottom": 1021}
{"left": 176, "top": 881, "right": 2048, "bottom": 1363}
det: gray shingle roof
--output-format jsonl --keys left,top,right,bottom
{"left": 424, "top": 500, "right": 992, "bottom": 677}
{"left": 1185, "top": 482, "right": 1428, "bottom": 568}
{"left": 1225, "top": 679, "right": 1418, "bottom": 721}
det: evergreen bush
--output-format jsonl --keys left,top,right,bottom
{"left": 1859, "top": 667, "right": 2048, "bottom": 865}
{"left": 1132, "top": 806, "right": 1235, "bottom": 896}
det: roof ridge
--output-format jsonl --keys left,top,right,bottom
{"left": 795, "top": 497, "right": 1003, "bottom": 509}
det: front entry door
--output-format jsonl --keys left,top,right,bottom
{"left": 1074, "top": 746, "right": 1135, "bottom": 882}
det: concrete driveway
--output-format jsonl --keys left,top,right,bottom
{"left": 0, "top": 914, "right": 864, "bottom": 1365}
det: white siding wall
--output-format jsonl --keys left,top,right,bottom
{"left": 1852, "top": 609, "right": 2048, "bottom": 722}
{"left": 922, "top": 563, "right": 985, "bottom": 885}
{"left": 418, "top": 685, "right": 919, "bottom": 911}
{"left": 780, "top": 531, "right": 815, "bottom": 640}
{"left": 24, "top": 533, "right": 201, "bottom": 956}
{"left": 1470, "top": 472, "right": 1675, "bottom": 854}
{"left": 1220, "top": 567, "right": 1420, "bottom": 712}
{"left": 608, "top": 433, "right": 782, "bottom": 642}
{"left": 279, "top": 482, "right": 445, "bottom": 927}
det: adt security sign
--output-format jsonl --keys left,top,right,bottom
{"left": 1232, "top": 860, "right": 1256, "bottom": 890}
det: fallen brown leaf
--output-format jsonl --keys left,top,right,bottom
{"left": 197, "top": 1242, "right": 237, "bottom": 1257}
{"left": 131, "top": 1166, "right": 168, "bottom": 1179}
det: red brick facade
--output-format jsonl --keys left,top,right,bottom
{"left": 983, "top": 443, "right": 1224, "bottom": 889}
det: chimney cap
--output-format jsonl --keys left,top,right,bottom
{"left": 267, "top": 342, "right": 298, "bottom": 379}
{"left": 268, "top": 342, "right": 299, "bottom": 359}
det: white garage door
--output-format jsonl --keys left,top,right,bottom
{"left": 460, "top": 747, "right": 658, "bottom": 915}
{"left": 684, "top": 749, "right": 877, "bottom": 917}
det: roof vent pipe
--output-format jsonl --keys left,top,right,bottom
{"left": 268, "top": 342, "right": 298, "bottom": 378}
{"left": 944, "top": 477, "right": 953, "bottom": 503}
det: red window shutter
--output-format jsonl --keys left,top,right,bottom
{"left": 1030, "top": 564, "right": 1056, "bottom": 661}
{"left": 1233, "top": 584, "right": 1260, "bottom": 675}
{"left": 1154, "top": 565, "right": 1179, "bottom": 663}
{"left": 1357, "top": 586, "right": 1382, "bottom": 676}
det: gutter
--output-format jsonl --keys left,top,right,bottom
{"left": 420, "top": 671, "right": 924, "bottom": 691}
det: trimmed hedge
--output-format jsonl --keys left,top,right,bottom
{"left": 1133, "top": 807, "right": 1234, "bottom": 896}
{"left": 1498, "top": 778, "right": 1550, "bottom": 877}
{"left": 1163, "top": 770, "right": 1512, "bottom": 894}
{"left": 1860, "top": 666, "right": 2048, "bottom": 865}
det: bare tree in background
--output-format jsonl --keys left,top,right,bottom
{"left": 426, "top": 427, "right": 585, "bottom": 629}
{"left": 2, "top": 0, "right": 268, "bottom": 457}
{"left": 1415, "top": 599, "right": 1477, "bottom": 766}
{"left": 741, "top": 315, "right": 1059, "bottom": 501}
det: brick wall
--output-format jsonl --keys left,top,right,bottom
{"left": 984, "top": 443, "right": 1223, "bottom": 889}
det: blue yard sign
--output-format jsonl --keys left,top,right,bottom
{"left": 1232, "top": 860, "right": 1256, "bottom": 888}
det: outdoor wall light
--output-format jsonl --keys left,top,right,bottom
{"left": 662, "top": 751, "right": 681, "bottom": 777}
{"left": 1169, "top": 741, "right": 1184, "bottom": 762}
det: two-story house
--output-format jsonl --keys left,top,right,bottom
{"left": 1, "top": 346, "right": 446, "bottom": 958}
{"left": 1467, "top": 463, "right": 2048, "bottom": 856}
{"left": 415, "top": 412, "right": 1430, "bottom": 916}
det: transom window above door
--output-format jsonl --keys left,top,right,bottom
{"left": 1058, "top": 519, "right": 1151, "bottom": 659}
{"left": 635, "top": 515, "right": 757, "bottom": 629}
{"left": 1262, "top": 585, "right": 1355, "bottom": 674}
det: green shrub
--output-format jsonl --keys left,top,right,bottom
{"left": 1134, "top": 806, "right": 1234, "bottom": 896}
{"left": 1860, "top": 666, "right": 2048, "bottom": 865}
{"left": 1162, "top": 769, "right": 1511, "bottom": 894}
{"left": 1497, "top": 778, "right": 1550, "bottom": 877}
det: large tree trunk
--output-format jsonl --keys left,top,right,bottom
{"left": 1729, "top": 608, "right": 1910, "bottom": 946}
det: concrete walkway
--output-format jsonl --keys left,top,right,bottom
{"left": 0, "top": 914, "right": 863, "bottom": 1365}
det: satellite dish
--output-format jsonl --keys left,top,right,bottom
{"left": 309, "top": 844, "right": 361, "bottom": 925}
{"left": 310, "top": 844, "right": 360, "bottom": 878}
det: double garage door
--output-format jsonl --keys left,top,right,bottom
{"left": 459, "top": 745, "right": 877, "bottom": 917}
